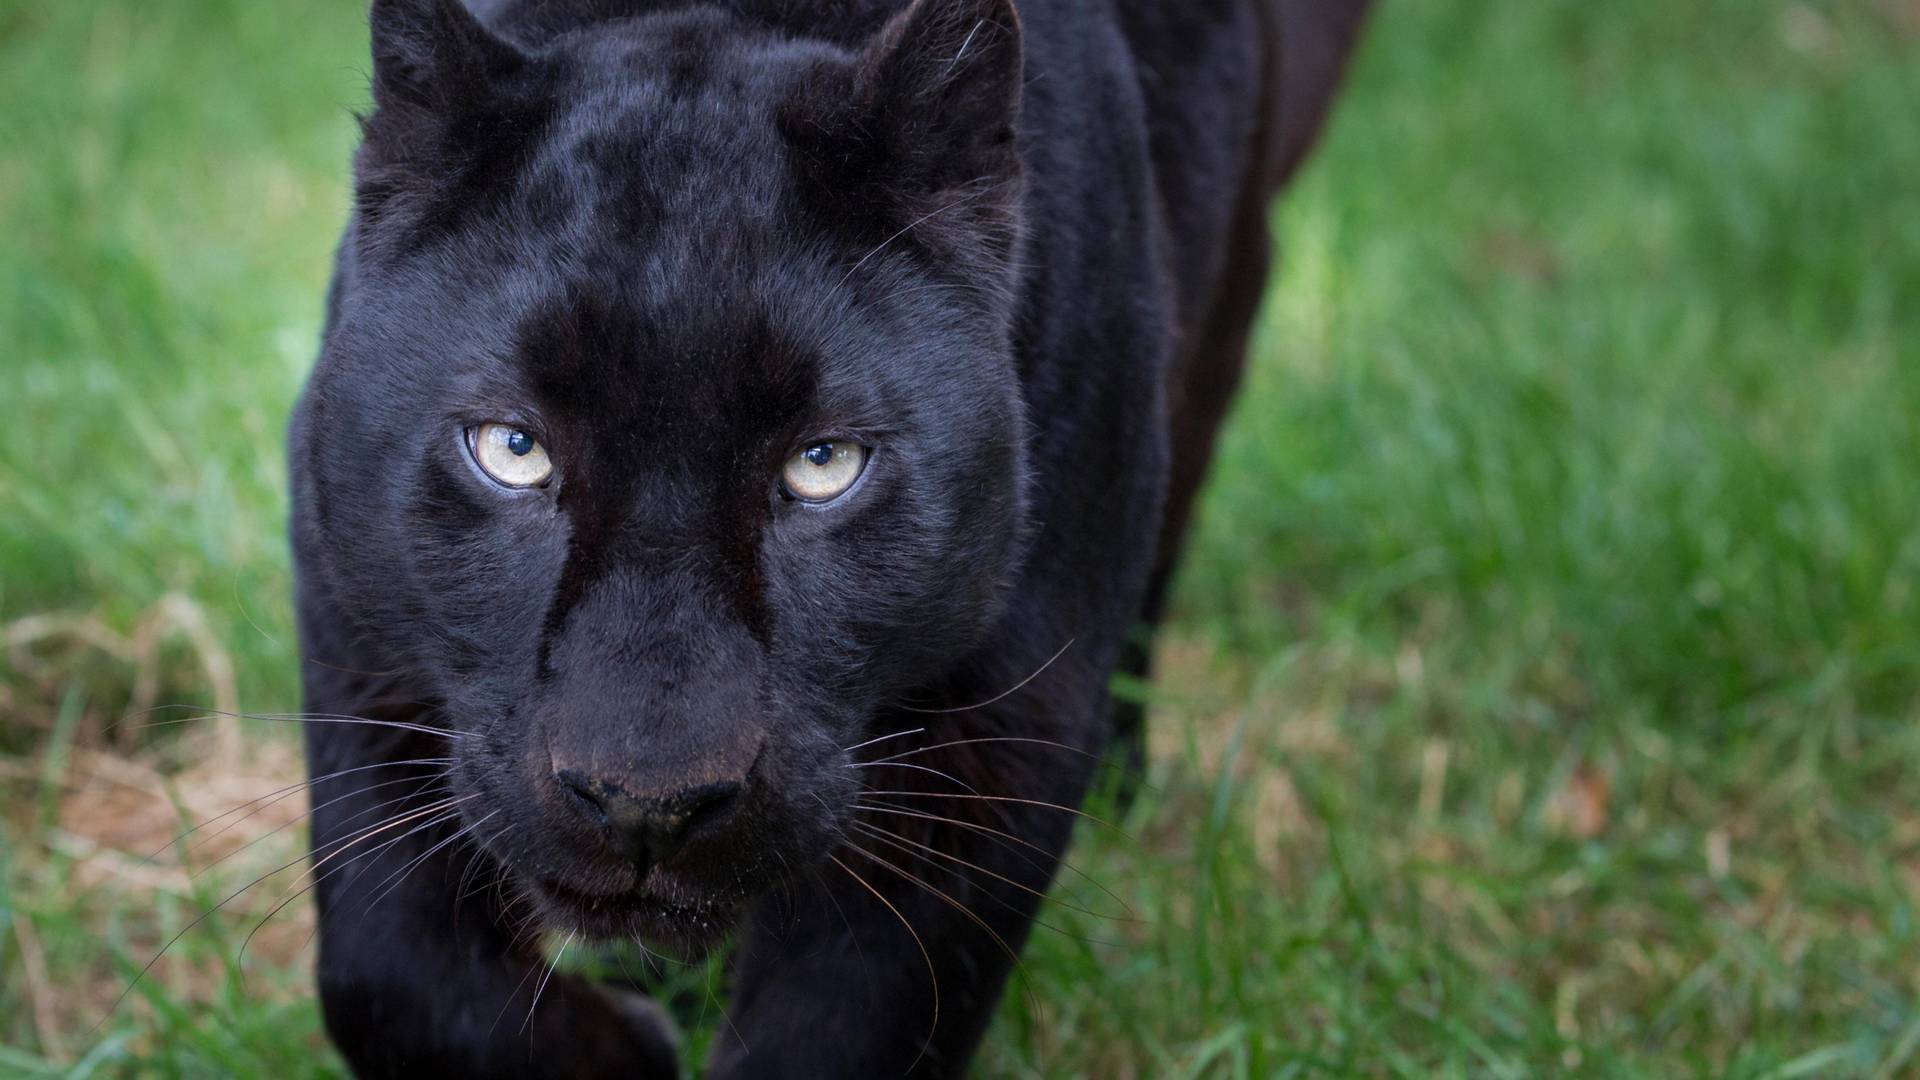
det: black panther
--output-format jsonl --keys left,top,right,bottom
{"left": 289, "top": 0, "right": 1369, "bottom": 1074}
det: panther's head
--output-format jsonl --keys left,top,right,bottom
{"left": 297, "top": 0, "right": 1029, "bottom": 948}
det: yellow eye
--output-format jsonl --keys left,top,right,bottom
{"left": 782, "top": 442, "right": 868, "bottom": 503}
{"left": 471, "top": 423, "right": 554, "bottom": 487}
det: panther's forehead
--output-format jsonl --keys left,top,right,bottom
{"left": 543, "top": 67, "right": 787, "bottom": 206}
{"left": 507, "top": 288, "right": 826, "bottom": 454}
{"left": 386, "top": 12, "right": 848, "bottom": 286}
{"left": 523, "top": 16, "right": 846, "bottom": 222}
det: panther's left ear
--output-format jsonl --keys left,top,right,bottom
{"left": 858, "top": 0, "right": 1024, "bottom": 189}
{"left": 368, "top": 0, "right": 523, "bottom": 114}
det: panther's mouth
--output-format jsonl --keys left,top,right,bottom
{"left": 532, "top": 874, "right": 744, "bottom": 951}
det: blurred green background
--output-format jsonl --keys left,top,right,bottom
{"left": 3, "top": 0, "right": 1919, "bottom": 1075}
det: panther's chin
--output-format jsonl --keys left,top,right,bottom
{"left": 530, "top": 874, "right": 746, "bottom": 954}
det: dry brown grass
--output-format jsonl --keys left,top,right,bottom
{"left": 3, "top": 599, "right": 315, "bottom": 1058}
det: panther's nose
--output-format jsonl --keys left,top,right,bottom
{"left": 555, "top": 771, "right": 742, "bottom": 871}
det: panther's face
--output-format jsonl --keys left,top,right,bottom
{"left": 299, "top": 0, "right": 1028, "bottom": 948}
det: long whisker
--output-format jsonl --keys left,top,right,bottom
{"left": 246, "top": 792, "right": 470, "bottom": 956}
{"left": 497, "top": 886, "right": 542, "bottom": 953}
{"left": 353, "top": 808, "right": 499, "bottom": 922}
{"left": 139, "top": 756, "right": 451, "bottom": 865}
{"left": 522, "top": 931, "right": 576, "bottom": 1036}
{"left": 186, "top": 767, "right": 449, "bottom": 878}
{"left": 100, "top": 792, "right": 473, "bottom": 1023}
{"left": 856, "top": 799, "right": 1051, "bottom": 883}
{"left": 842, "top": 842, "right": 1046, "bottom": 1041}
{"left": 289, "top": 795, "right": 477, "bottom": 955}
{"left": 856, "top": 790, "right": 1131, "bottom": 839}
{"left": 454, "top": 832, "right": 499, "bottom": 910}
{"left": 295, "top": 791, "right": 458, "bottom": 861}
{"left": 829, "top": 853, "right": 938, "bottom": 1073}
{"left": 866, "top": 735, "right": 1102, "bottom": 767}
{"left": 305, "top": 796, "right": 474, "bottom": 897}
{"left": 490, "top": 942, "right": 549, "bottom": 1041}
{"left": 850, "top": 820, "right": 1127, "bottom": 928}
{"left": 842, "top": 727, "right": 928, "bottom": 754}
{"left": 845, "top": 760, "right": 980, "bottom": 794}
{"left": 898, "top": 639, "right": 1075, "bottom": 715}
{"left": 458, "top": 856, "right": 525, "bottom": 912}
{"left": 125, "top": 705, "right": 464, "bottom": 740}
{"left": 269, "top": 796, "right": 470, "bottom": 925}
{"left": 482, "top": 883, "right": 557, "bottom": 1017}
{"left": 808, "top": 863, "right": 870, "bottom": 979}
{"left": 850, "top": 824, "right": 1087, "bottom": 1023}
{"left": 240, "top": 804, "right": 487, "bottom": 972}
{"left": 871, "top": 735, "right": 1162, "bottom": 804}
{"left": 854, "top": 800, "right": 1134, "bottom": 919}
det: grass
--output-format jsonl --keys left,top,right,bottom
{"left": 3, "top": 0, "right": 1918, "bottom": 1075}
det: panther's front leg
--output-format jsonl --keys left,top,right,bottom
{"left": 302, "top": 682, "right": 680, "bottom": 1080}
{"left": 710, "top": 700, "right": 1103, "bottom": 1078}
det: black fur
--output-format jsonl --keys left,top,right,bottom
{"left": 290, "top": 0, "right": 1369, "bottom": 1074}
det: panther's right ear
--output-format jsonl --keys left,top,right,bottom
{"left": 368, "top": 0, "right": 522, "bottom": 113}
{"left": 858, "top": 0, "right": 1024, "bottom": 191}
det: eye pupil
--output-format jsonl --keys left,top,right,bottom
{"left": 506, "top": 430, "right": 535, "bottom": 457}
{"left": 804, "top": 444, "right": 835, "bottom": 467}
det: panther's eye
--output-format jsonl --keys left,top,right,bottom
{"left": 781, "top": 442, "right": 869, "bottom": 503}
{"left": 470, "top": 423, "right": 554, "bottom": 488}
